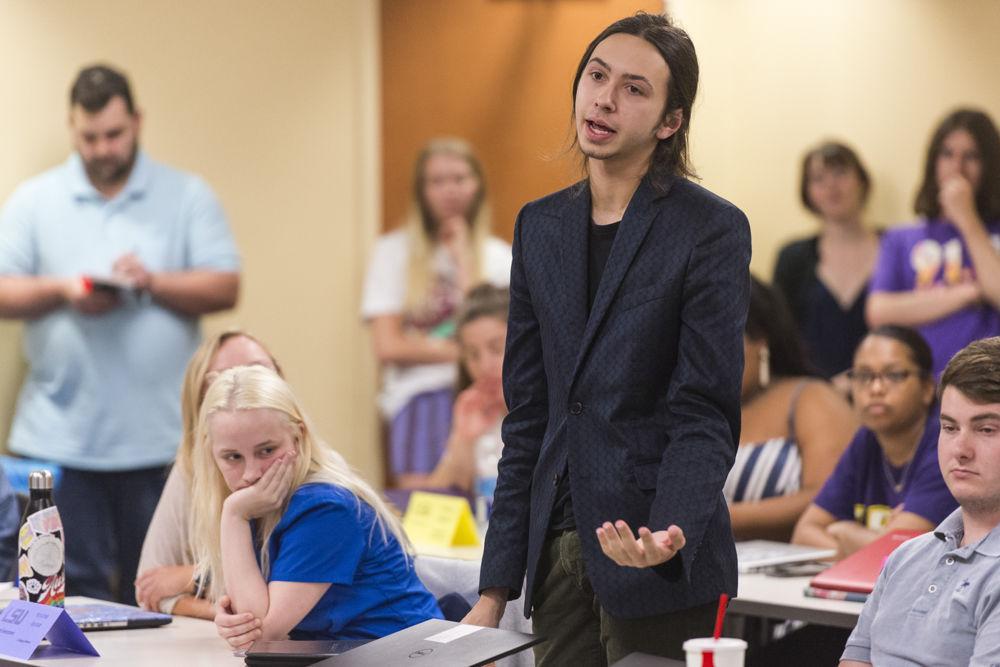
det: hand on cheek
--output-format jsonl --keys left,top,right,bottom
{"left": 224, "top": 452, "right": 298, "bottom": 520}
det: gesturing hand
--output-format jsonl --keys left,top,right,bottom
{"left": 223, "top": 453, "right": 297, "bottom": 521}
{"left": 596, "top": 520, "right": 685, "bottom": 568}
{"left": 214, "top": 594, "right": 262, "bottom": 652}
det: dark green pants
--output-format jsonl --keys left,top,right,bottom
{"left": 532, "top": 530, "right": 716, "bottom": 666}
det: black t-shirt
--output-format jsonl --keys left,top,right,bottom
{"left": 772, "top": 235, "right": 873, "bottom": 378}
{"left": 548, "top": 219, "right": 620, "bottom": 532}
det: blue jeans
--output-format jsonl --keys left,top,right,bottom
{"left": 54, "top": 466, "right": 169, "bottom": 604}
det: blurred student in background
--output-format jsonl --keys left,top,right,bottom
{"left": 793, "top": 326, "right": 956, "bottom": 558}
{"left": 362, "top": 138, "right": 510, "bottom": 487}
{"left": 867, "top": 109, "right": 1000, "bottom": 375}
{"left": 725, "top": 277, "right": 857, "bottom": 541}
{"left": 774, "top": 141, "right": 879, "bottom": 383}
{"left": 418, "top": 284, "right": 508, "bottom": 494}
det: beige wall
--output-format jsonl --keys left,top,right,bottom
{"left": 381, "top": 0, "right": 661, "bottom": 238}
{"left": 0, "top": 1, "right": 383, "bottom": 482}
{"left": 671, "top": 0, "right": 1000, "bottom": 276}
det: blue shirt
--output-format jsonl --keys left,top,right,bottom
{"left": 262, "top": 483, "right": 441, "bottom": 640}
{"left": 843, "top": 508, "right": 1000, "bottom": 666}
{"left": 813, "top": 413, "right": 957, "bottom": 530}
{"left": 0, "top": 152, "right": 240, "bottom": 470}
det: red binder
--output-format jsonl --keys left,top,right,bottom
{"left": 809, "top": 529, "right": 924, "bottom": 594}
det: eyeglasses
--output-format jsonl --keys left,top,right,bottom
{"left": 846, "top": 368, "right": 923, "bottom": 387}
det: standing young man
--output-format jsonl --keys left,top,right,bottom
{"left": 464, "top": 13, "right": 751, "bottom": 664}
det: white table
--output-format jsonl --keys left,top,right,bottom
{"left": 729, "top": 573, "right": 865, "bottom": 629}
{"left": 0, "top": 596, "right": 232, "bottom": 666}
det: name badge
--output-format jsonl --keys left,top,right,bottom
{"left": 0, "top": 600, "right": 99, "bottom": 660}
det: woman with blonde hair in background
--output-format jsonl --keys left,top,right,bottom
{"left": 135, "top": 330, "right": 280, "bottom": 618}
{"left": 362, "top": 138, "right": 511, "bottom": 487}
{"left": 198, "top": 366, "right": 440, "bottom": 649}
{"left": 414, "top": 284, "right": 509, "bottom": 497}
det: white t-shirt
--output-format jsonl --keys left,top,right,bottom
{"left": 361, "top": 229, "right": 511, "bottom": 417}
{"left": 475, "top": 420, "right": 503, "bottom": 481}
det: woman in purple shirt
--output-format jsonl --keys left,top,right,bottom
{"left": 867, "top": 109, "right": 1000, "bottom": 376}
{"left": 792, "top": 326, "right": 957, "bottom": 559}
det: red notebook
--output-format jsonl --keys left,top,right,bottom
{"left": 809, "top": 529, "right": 924, "bottom": 594}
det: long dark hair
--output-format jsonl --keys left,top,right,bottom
{"left": 914, "top": 108, "right": 1000, "bottom": 221}
{"left": 746, "top": 276, "right": 811, "bottom": 378}
{"left": 571, "top": 12, "right": 699, "bottom": 189}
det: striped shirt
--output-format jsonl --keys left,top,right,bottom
{"left": 723, "top": 381, "right": 809, "bottom": 503}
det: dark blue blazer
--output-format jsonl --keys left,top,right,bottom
{"left": 480, "top": 176, "right": 750, "bottom": 619}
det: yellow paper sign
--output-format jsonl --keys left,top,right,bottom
{"left": 403, "top": 491, "right": 480, "bottom": 548}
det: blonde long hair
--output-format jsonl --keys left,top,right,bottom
{"left": 176, "top": 329, "right": 281, "bottom": 481}
{"left": 404, "top": 137, "right": 493, "bottom": 312}
{"left": 190, "top": 366, "right": 410, "bottom": 600}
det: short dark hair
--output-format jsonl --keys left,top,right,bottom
{"left": 745, "top": 275, "right": 811, "bottom": 378}
{"left": 572, "top": 12, "right": 699, "bottom": 189}
{"left": 914, "top": 108, "right": 1000, "bottom": 221}
{"left": 70, "top": 64, "right": 135, "bottom": 115}
{"left": 940, "top": 336, "right": 1000, "bottom": 404}
{"left": 799, "top": 141, "right": 871, "bottom": 214}
{"left": 864, "top": 325, "right": 934, "bottom": 377}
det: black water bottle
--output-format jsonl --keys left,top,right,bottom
{"left": 17, "top": 470, "right": 65, "bottom": 606}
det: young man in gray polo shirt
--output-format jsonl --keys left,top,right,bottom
{"left": 841, "top": 336, "right": 1000, "bottom": 666}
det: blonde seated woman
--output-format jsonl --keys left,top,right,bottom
{"left": 198, "top": 366, "right": 441, "bottom": 648}
{"left": 135, "top": 330, "right": 281, "bottom": 618}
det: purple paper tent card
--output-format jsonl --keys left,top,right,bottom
{"left": 0, "top": 600, "right": 99, "bottom": 660}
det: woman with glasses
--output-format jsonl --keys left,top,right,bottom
{"left": 724, "top": 277, "right": 857, "bottom": 541}
{"left": 792, "top": 326, "right": 957, "bottom": 558}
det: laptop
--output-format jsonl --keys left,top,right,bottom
{"left": 64, "top": 602, "right": 172, "bottom": 631}
{"left": 312, "top": 619, "right": 542, "bottom": 667}
{"left": 736, "top": 540, "right": 836, "bottom": 573}
{"left": 809, "top": 529, "right": 923, "bottom": 594}
{"left": 244, "top": 640, "right": 370, "bottom": 666}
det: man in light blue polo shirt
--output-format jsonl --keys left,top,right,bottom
{"left": 841, "top": 336, "right": 1000, "bottom": 667}
{"left": 0, "top": 64, "right": 240, "bottom": 604}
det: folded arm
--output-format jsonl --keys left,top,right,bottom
{"left": 866, "top": 285, "right": 980, "bottom": 328}
{"left": 370, "top": 314, "right": 459, "bottom": 365}
{"left": 146, "top": 270, "right": 239, "bottom": 316}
